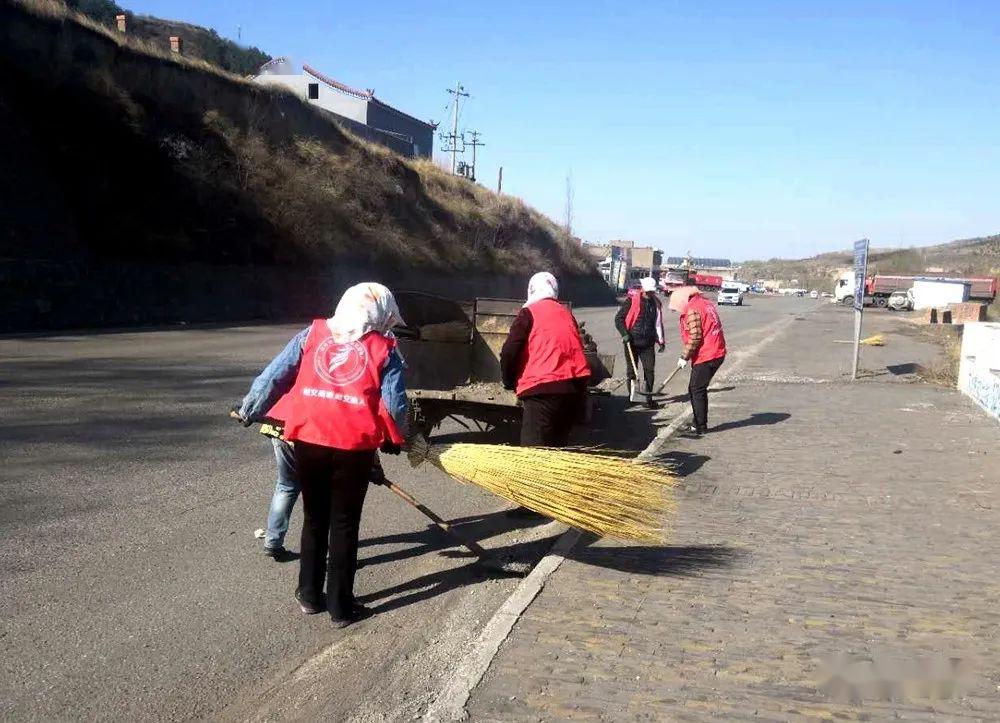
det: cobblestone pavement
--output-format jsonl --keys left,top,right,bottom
{"left": 465, "top": 304, "right": 1000, "bottom": 721}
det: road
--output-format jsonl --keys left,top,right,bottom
{"left": 0, "top": 294, "right": 817, "bottom": 721}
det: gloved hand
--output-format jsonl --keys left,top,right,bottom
{"left": 676, "top": 357, "right": 688, "bottom": 369}
{"left": 230, "top": 404, "right": 253, "bottom": 427}
{"left": 370, "top": 461, "right": 389, "bottom": 486}
{"left": 657, "top": 344, "right": 665, "bottom": 354}
{"left": 621, "top": 331, "right": 631, "bottom": 342}
{"left": 380, "top": 441, "right": 402, "bottom": 455}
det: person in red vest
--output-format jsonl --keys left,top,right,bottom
{"left": 248, "top": 282, "right": 408, "bottom": 626}
{"left": 500, "top": 272, "right": 591, "bottom": 448}
{"left": 668, "top": 286, "right": 727, "bottom": 436}
{"left": 614, "top": 277, "right": 666, "bottom": 409}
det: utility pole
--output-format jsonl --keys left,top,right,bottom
{"left": 443, "top": 82, "right": 469, "bottom": 174}
{"left": 497, "top": 166, "right": 503, "bottom": 194}
{"left": 466, "top": 130, "right": 484, "bottom": 182}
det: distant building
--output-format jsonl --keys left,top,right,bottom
{"left": 665, "top": 256, "right": 732, "bottom": 269}
{"left": 583, "top": 241, "right": 665, "bottom": 290}
{"left": 665, "top": 255, "right": 738, "bottom": 281}
{"left": 253, "top": 58, "right": 436, "bottom": 158}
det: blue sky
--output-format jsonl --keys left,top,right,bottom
{"left": 121, "top": 0, "right": 999, "bottom": 260}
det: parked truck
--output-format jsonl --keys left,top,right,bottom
{"left": 659, "top": 269, "right": 724, "bottom": 293}
{"left": 833, "top": 271, "right": 998, "bottom": 306}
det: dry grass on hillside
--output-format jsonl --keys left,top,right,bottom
{"left": 19, "top": 0, "right": 254, "bottom": 83}
{"left": 200, "top": 114, "right": 589, "bottom": 271}
{"left": 11, "top": 0, "right": 593, "bottom": 275}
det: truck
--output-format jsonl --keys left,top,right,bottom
{"left": 658, "top": 269, "right": 723, "bottom": 293}
{"left": 393, "top": 292, "right": 614, "bottom": 437}
{"left": 833, "top": 271, "right": 998, "bottom": 307}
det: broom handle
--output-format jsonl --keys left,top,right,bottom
{"left": 655, "top": 365, "right": 682, "bottom": 394}
{"left": 625, "top": 340, "right": 640, "bottom": 379}
{"left": 228, "top": 410, "right": 486, "bottom": 557}
{"left": 382, "top": 479, "right": 488, "bottom": 557}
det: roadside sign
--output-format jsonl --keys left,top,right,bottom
{"left": 853, "top": 239, "right": 869, "bottom": 311}
{"left": 851, "top": 238, "right": 870, "bottom": 380}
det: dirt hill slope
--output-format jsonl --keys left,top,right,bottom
{"left": 1, "top": 1, "right": 608, "bottom": 331}
{"left": 740, "top": 235, "right": 1000, "bottom": 292}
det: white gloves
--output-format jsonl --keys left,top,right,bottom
{"left": 677, "top": 357, "right": 688, "bottom": 369}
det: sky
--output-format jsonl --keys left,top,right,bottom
{"left": 120, "top": 0, "right": 999, "bottom": 261}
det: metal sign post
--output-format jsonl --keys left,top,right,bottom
{"left": 851, "top": 238, "right": 870, "bottom": 380}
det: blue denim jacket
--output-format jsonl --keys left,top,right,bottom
{"left": 239, "top": 327, "right": 409, "bottom": 436}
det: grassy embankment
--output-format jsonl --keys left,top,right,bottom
{"left": 5, "top": 0, "right": 593, "bottom": 279}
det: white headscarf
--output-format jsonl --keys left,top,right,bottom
{"left": 326, "top": 282, "right": 405, "bottom": 342}
{"left": 525, "top": 272, "right": 559, "bottom": 307}
{"left": 640, "top": 277, "right": 657, "bottom": 293}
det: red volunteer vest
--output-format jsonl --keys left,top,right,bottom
{"left": 679, "top": 295, "right": 727, "bottom": 364}
{"left": 269, "top": 320, "right": 404, "bottom": 450}
{"left": 516, "top": 299, "right": 591, "bottom": 396}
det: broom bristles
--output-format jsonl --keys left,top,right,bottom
{"left": 410, "top": 441, "right": 676, "bottom": 543}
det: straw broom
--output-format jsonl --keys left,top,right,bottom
{"left": 408, "top": 436, "right": 676, "bottom": 543}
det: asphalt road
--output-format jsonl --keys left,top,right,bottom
{"left": 0, "top": 294, "right": 817, "bottom": 721}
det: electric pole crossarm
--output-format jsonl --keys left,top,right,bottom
{"left": 444, "top": 82, "right": 470, "bottom": 174}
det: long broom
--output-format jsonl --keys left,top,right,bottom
{"left": 407, "top": 435, "right": 676, "bottom": 543}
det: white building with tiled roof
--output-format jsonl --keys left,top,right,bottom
{"left": 253, "top": 58, "right": 435, "bottom": 158}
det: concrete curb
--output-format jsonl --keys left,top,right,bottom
{"left": 422, "top": 527, "right": 583, "bottom": 722}
{"left": 422, "top": 312, "right": 798, "bottom": 721}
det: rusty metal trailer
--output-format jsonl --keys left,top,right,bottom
{"left": 394, "top": 292, "right": 613, "bottom": 436}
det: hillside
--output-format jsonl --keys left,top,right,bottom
{"left": 740, "top": 234, "right": 1000, "bottom": 291}
{"left": 1, "top": 1, "right": 608, "bottom": 331}
{"left": 66, "top": 0, "right": 269, "bottom": 74}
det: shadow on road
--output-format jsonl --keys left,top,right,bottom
{"left": 357, "top": 532, "right": 561, "bottom": 614}
{"left": 358, "top": 508, "right": 550, "bottom": 568}
{"left": 570, "top": 536, "right": 745, "bottom": 577}
{"left": 712, "top": 412, "right": 790, "bottom": 433}
{"left": 886, "top": 362, "right": 921, "bottom": 376}
{"left": 661, "top": 385, "right": 735, "bottom": 404}
{"left": 576, "top": 394, "right": 658, "bottom": 451}
{"left": 648, "top": 450, "right": 710, "bottom": 477}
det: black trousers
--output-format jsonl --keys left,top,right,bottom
{"left": 294, "top": 441, "right": 374, "bottom": 619}
{"left": 624, "top": 342, "right": 656, "bottom": 393}
{"left": 521, "top": 393, "right": 582, "bottom": 447}
{"left": 689, "top": 356, "right": 725, "bottom": 429}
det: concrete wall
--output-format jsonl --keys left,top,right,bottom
{"left": 366, "top": 101, "right": 434, "bottom": 158}
{"left": 958, "top": 322, "right": 1000, "bottom": 422}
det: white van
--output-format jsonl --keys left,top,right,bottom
{"left": 718, "top": 285, "right": 744, "bottom": 306}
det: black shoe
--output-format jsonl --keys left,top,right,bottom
{"left": 264, "top": 545, "right": 296, "bottom": 562}
{"left": 330, "top": 603, "right": 373, "bottom": 628}
{"left": 295, "top": 591, "right": 326, "bottom": 615}
{"left": 684, "top": 424, "right": 703, "bottom": 437}
{"left": 645, "top": 397, "right": 661, "bottom": 410}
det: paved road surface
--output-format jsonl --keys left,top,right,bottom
{"left": 0, "top": 294, "right": 812, "bottom": 720}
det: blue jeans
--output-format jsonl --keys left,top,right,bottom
{"left": 265, "top": 438, "right": 299, "bottom": 550}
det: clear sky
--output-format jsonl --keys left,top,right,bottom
{"left": 120, "top": 0, "right": 999, "bottom": 260}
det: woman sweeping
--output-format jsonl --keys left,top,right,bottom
{"left": 500, "top": 272, "right": 591, "bottom": 448}
{"left": 668, "top": 286, "right": 726, "bottom": 436}
{"left": 248, "top": 283, "right": 408, "bottom": 626}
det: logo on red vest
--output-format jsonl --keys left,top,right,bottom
{"left": 313, "top": 338, "right": 368, "bottom": 387}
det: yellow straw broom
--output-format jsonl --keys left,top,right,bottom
{"left": 408, "top": 436, "right": 676, "bottom": 543}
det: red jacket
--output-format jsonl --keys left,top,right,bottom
{"left": 512, "top": 299, "right": 590, "bottom": 397}
{"left": 679, "top": 295, "right": 727, "bottom": 364}
{"left": 270, "top": 320, "right": 404, "bottom": 450}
